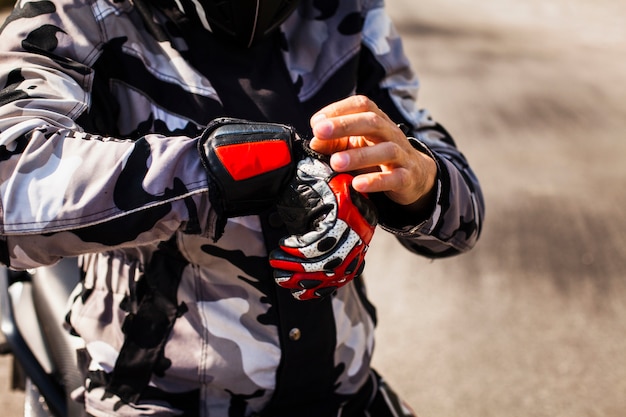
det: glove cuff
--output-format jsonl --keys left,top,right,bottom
{"left": 198, "top": 117, "right": 299, "bottom": 240}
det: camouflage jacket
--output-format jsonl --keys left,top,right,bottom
{"left": 0, "top": 0, "right": 484, "bottom": 415}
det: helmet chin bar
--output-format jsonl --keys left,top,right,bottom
{"left": 178, "top": 0, "right": 301, "bottom": 48}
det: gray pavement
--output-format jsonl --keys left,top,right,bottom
{"left": 1, "top": 0, "right": 626, "bottom": 416}
{"left": 368, "top": 1, "right": 626, "bottom": 416}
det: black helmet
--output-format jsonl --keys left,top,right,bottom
{"left": 186, "top": 0, "right": 301, "bottom": 48}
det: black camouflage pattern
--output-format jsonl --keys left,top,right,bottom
{"left": 0, "top": 0, "right": 484, "bottom": 415}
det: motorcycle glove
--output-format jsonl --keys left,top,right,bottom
{"left": 269, "top": 157, "right": 378, "bottom": 300}
{"left": 198, "top": 117, "right": 300, "bottom": 241}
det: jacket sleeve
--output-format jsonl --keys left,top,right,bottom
{"left": 358, "top": 3, "right": 485, "bottom": 258}
{"left": 0, "top": 0, "right": 210, "bottom": 268}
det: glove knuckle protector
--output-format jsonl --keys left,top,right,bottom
{"left": 198, "top": 117, "right": 299, "bottom": 241}
{"left": 269, "top": 157, "right": 378, "bottom": 300}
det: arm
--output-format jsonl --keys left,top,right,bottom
{"left": 0, "top": 0, "right": 210, "bottom": 268}
{"left": 309, "top": 4, "right": 484, "bottom": 258}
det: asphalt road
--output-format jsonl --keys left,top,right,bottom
{"left": 1, "top": 0, "right": 626, "bottom": 416}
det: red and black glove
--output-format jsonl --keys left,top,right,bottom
{"left": 198, "top": 118, "right": 299, "bottom": 241}
{"left": 269, "top": 157, "right": 378, "bottom": 300}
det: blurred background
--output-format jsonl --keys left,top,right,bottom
{"left": 367, "top": 0, "right": 626, "bottom": 416}
{"left": 1, "top": 0, "right": 625, "bottom": 416}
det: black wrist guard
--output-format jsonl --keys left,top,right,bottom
{"left": 198, "top": 117, "right": 300, "bottom": 241}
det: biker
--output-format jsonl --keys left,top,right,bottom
{"left": 0, "top": 0, "right": 484, "bottom": 415}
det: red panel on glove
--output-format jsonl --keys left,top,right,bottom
{"left": 328, "top": 174, "right": 376, "bottom": 244}
{"left": 269, "top": 157, "right": 378, "bottom": 300}
{"left": 215, "top": 140, "right": 292, "bottom": 181}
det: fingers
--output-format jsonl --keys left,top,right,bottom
{"left": 348, "top": 147, "right": 437, "bottom": 205}
{"left": 351, "top": 168, "right": 412, "bottom": 196}
{"left": 312, "top": 112, "right": 387, "bottom": 142}
{"left": 328, "top": 140, "right": 418, "bottom": 197}
{"left": 329, "top": 140, "right": 400, "bottom": 172}
{"left": 312, "top": 119, "right": 410, "bottom": 175}
{"left": 311, "top": 95, "right": 381, "bottom": 122}
{"left": 310, "top": 95, "right": 399, "bottom": 143}
{"left": 309, "top": 95, "right": 438, "bottom": 207}
{"left": 309, "top": 95, "right": 410, "bottom": 174}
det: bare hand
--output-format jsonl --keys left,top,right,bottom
{"left": 309, "top": 95, "right": 437, "bottom": 211}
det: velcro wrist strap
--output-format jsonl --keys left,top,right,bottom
{"left": 198, "top": 117, "right": 298, "bottom": 240}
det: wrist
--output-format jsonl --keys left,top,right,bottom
{"left": 375, "top": 137, "right": 440, "bottom": 226}
{"left": 404, "top": 151, "right": 438, "bottom": 214}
